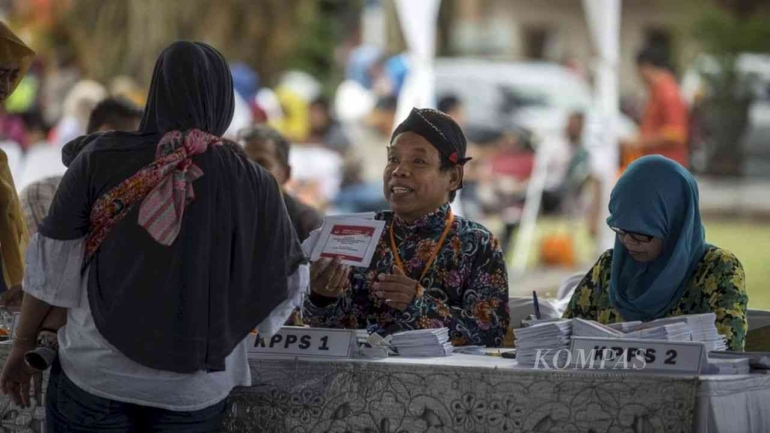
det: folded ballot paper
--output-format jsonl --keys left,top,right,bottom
{"left": 514, "top": 320, "right": 572, "bottom": 367}
{"left": 391, "top": 328, "right": 453, "bottom": 357}
{"left": 302, "top": 213, "right": 385, "bottom": 268}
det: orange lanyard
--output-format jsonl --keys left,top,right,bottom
{"left": 389, "top": 211, "right": 455, "bottom": 282}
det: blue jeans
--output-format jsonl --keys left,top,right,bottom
{"left": 45, "top": 360, "right": 227, "bottom": 432}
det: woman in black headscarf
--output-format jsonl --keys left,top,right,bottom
{"left": 1, "top": 41, "right": 306, "bottom": 431}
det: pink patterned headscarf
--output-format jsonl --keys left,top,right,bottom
{"left": 85, "top": 129, "right": 221, "bottom": 260}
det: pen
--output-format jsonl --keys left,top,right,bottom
{"left": 533, "top": 290, "right": 541, "bottom": 320}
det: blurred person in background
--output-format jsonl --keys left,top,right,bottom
{"left": 367, "top": 95, "right": 398, "bottom": 137}
{"left": 2, "top": 97, "right": 142, "bottom": 311}
{"left": 19, "top": 110, "right": 49, "bottom": 149}
{"left": 0, "top": 21, "right": 34, "bottom": 300}
{"left": 18, "top": 97, "right": 142, "bottom": 239}
{"left": 1, "top": 41, "right": 306, "bottom": 431}
{"left": 563, "top": 156, "right": 747, "bottom": 351}
{"left": 303, "top": 108, "right": 510, "bottom": 347}
{"left": 109, "top": 75, "right": 146, "bottom": 108}
{"left": 307, "top": 95, "right": 350, "bottom": 154}
{"left": 560, "top": 112, "right": 602, "bottom": 239}
{"left": 620, "top": 46, "right": 689, "bottom": 170}
{"left": 51, "top": 79, "right": 107, "bottom": 146}
{"left": 239, "top": 125, "right": 322, "bottom": 242}
{"left": 437, "top": 95, "right": 465, "bottom": 127}
{"left": 40, "top": 51, "right": 81, "bottom": 128}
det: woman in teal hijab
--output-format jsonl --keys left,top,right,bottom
{"left": 564, "top": 156, "right": 748, "bottom": 351}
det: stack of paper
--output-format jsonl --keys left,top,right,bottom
{"left": 706, "top": 357, "right": 750, "bottom": 375}
{"left": 514, "top": 320, "right": 573, "bottom": 367}
{"left": 681, "top": 313, "right": 727, "bottom": 351}
{"left": 573, "top": 318, "right": 624, "bottom": 338}
{"left": 520, "top": 317, "right": 565, "bottom": 327}
{"left": 709, "top": 351, "right": 770, "bottom": 372}
{"left": 623, "top": 313, "right": 727, "bottom": 351}
{"left": 391, "top": 328, "right": 453, "bottom": 357}
{"left": 624, "top": 322, "right": 692, "bottom": 342}
{"left": 607, "top": 321, "right": 643, "bottom": 333}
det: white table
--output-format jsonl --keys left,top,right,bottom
{"left": 1, "top": 345, "right": 766, "bottom": 433}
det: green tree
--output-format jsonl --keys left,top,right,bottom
{"left": 47, "top": 0, "right": 356, "bottom": 89}
{"left": 691, "top": 1, "right": 770, "bottom": 175}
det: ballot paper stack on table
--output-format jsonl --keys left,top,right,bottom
{"left": 682, "top": 313, "right": 728, "bottom": 351}
{"left": 623, "top": 321, "right": 692, "bottom": 342}
{"left": 391, "top": 328, "right": 453, "bottom": 357}
{"left": 514, "top": 320, "right": 572, "bottom": 367}
{"left": 620, "top": 313, "right": 727, "bottom": 351}
{"left": 705, "top": 357, "right": 751, "bottom": 375}
{"left": 606, "top": 321, "right": 643, "bottom": 333}
{"left": 709, "top": 351, "right": 770, "bottom": 373}
{"left": 572, "top": 318, "right": 624, "bottom": 338}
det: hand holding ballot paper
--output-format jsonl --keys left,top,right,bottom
{"left": 304, "top": 213, "right": 386, "bottom": 299}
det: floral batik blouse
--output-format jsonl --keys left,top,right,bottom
{"left": 563, "top": 246, "right": 748, "bottom": 351}
{"left": 303, "top": 204, "right": 510, "bottom": 347}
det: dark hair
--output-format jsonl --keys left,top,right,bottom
{"left": 375, "top": 96, "right": 398, "bottom": 112}
{"left": 20, "top": 110, "right": 49, "bottom": 135}
{"left": 438, "top": 95, "right": 461, "bottom": 114}
{"left": 310, "top": 96, "right": 330, "bottom": 111}
{"left": 237, "top": 125, "right": 290, "bottom": 169}
{"left": 636, "top": 46, "right": 669, "bottom": 69}
{"left": 221, "top": 138, "right": 249, "bottom": 159}
{"left": 86, "top": 97, "right": 143, "bottom": 134}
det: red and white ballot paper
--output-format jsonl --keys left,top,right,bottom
{"left": 305, "top": 213, "right": 386, "bottom": 268}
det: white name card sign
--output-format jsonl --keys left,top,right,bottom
{"left": 569, "top": 337, "right": 706, "bottom": 374}
{"left": 248, "top": 326, "right": 356, "bottom": 359}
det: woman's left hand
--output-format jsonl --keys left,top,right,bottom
{"left": 374, "top": 266, "right": 421, "bottom": 311}
{"left": 0, "top": 342, "right": 40, "bottom": 408}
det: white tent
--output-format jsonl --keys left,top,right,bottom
{"left": 510, "top": 0, "right": 622, "bottom": 275}
{"left": 393, "top": 0, "right": 441, "bottom": 124}
{"left": 583, "top": 0, "right": 622, "bottom": 252}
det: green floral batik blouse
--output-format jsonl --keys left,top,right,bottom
{"left": 563, "top": 246, "right": 748, "bottom": 351}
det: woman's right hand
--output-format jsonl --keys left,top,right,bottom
{"left": 310, "top": 258, "right": 351, "bottom": 298}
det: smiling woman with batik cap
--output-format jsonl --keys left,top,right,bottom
{"left": 304, "top": 107, "right": 510, "bottom": 347}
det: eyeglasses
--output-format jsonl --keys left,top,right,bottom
{"left": 609, "top": 227, "right": 654, "bottom": 243}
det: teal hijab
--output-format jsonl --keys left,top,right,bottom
{"left": 607, "top": 156, "right": 707, "bottom": 321}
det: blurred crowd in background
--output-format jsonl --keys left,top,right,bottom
{"left": 0, "top": 0, "right": 768, "bottom": 294}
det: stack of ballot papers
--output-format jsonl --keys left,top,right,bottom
{"left": 709, "top": 351, "right": 770, "bottom": 372}
{"left": 620, "top": 313, "right": 726, "bottom": 351}
{"left": 607, "top": 321, "right": 643, "bottom": 332}
{"left": 514, "top": 320, "right": 572, "bottom": 367}
{"left": 391, "top": 328, "right": 453, "bottom": 357}
{"left": 573, "top": 318, "right": 624, "bottom": 338}
{"left": 624, "top": 322, "right": 692, "bottom": 342}
{"left": 705, "top": 357, "right": 751, "bottom": 375}
{"left": 681, "top": 313, "right": 727, "bottom": 351}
